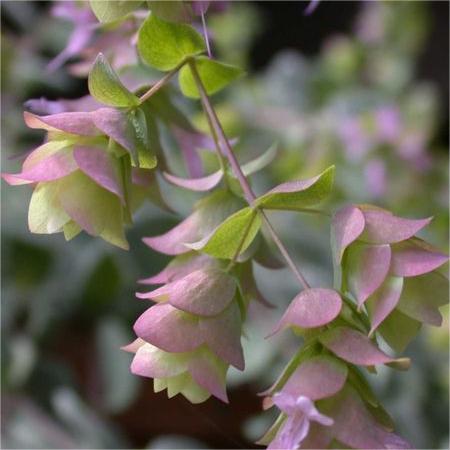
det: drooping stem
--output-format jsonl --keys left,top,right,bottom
{"left": 188, "top": 60, "right": 311, "bottom": 290}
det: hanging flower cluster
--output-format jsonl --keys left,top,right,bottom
{"left": 3, "top": 2, "right": 448, "bottom": 449}
{"left": 332, "top": 204, "right": 448, "bottom": 348}
{"left": 3, "top": 54, "right": 160, "bottom": 249}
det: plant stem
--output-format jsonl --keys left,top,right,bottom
{"left": 200, "top": 11, "right": 212, "bottom": 58}
{"left": 200, "top": 97, "right": 229, "bottom": 180}
{"left": 139, "top": 61, "right": 184, "bottom": 104}
{"left": 188, "top": 60, "right": 311, "bottom": 290}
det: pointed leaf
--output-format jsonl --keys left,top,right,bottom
{"left": 319, "top": 326, "right": 405, "bottom": 367}
{"left": 361, "top": 208, "right": 432, "bottom": 244}
{"left": 89, "top": 0, "right": 143, "bottom": 23}
{"left": 188, "top": 349, "right": 228, "bottom": 403}
{"left": 143, "top": 190, "right": 245, "bottom": 255}
{"left": 3, "top": 147, "right": 77, "bottom": 184}
{"left": 134, "top": 304, "right": 203, "bottom": 353}
{"left": 143, "top": 214, "right": 200, "bottom": 255}
{"left": 28, "top": 182, "right": 70, "bottom": 233}
{"left": 148, "top": 0, "right": 194, "bottom": 23}
{"left": 91, "top": 108, "right": 136, "bottom": 160}
{"left": 137, "top": 268, "right": 236, "bottom": 317}
{"left": 179, "top": 57, "right": 244, "bottom": 98}
{"left": 24, "top": 111, "right": 98, "bottom": 135}
{"left": 367, "top": 277, "right": 404, "bottom": 335}
{"left": 200, "top": 301, "right": 244, "bottom": 369}
{"left": 271, "top": 288, "right": 342, "bottom": 333}
{"left": 331, "top": 205, "right": 365, "bottom": 263}
{"left": 139, "top": 253, "right": 217, "bottom": 285}
{"left": 131, "top": 342, "right": 189, "bottom": 378}
{"left": 397, "top": 271, "right": 449, "bottom": 326}
{"left": 390, "top": 239, "right": 448, "bottom": 277}
{"left": 255, "top": 166, "right": 334, "bottom": 211}
{"left": 378, "top": 309, "right": 421, "bottom": 353}
{"left": 88, "top": 53, "right": 139, "bottom": 107}
{"left": 73, "top": 146, "right": 125, "bottom": 202}
{"left": 281, "top": 355, "right": 348, "bottom": 401}
{"left": 163, "top": 169, "right": 223, "bottom": 191}
{"left": 63, "top": 220, "right": 82, "bottom": 241}
{"left": 57, "top": 171, "right": 128, "bottom": 249}
{"left": 318, "top": 386, "right": 413, "bottom": 450}
{"left": 241, "top": 143, "right": 278, "bottom": 176}
{"left": 138, "top": 15, "right": 205, "bottom": 71}
{"left": 187, "top": 207, "right": 262, "bottom": 259}
{"left": 91, "top": 107, "right": 156, "bottom": 167}
{"left": 346, "top": 242, "right": 391, "bottom": 307}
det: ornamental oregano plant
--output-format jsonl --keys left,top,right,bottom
{"left": 3, "top": 2, "right": 449, "bottom": 449}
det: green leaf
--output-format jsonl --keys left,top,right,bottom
{"left": 397, "top": 271, "right": 448, "bottom": 326}
{"left": 148, "top": 0, "right": 193, "bottom": 23}
{"left": 88, "top": 54, "right": 140, "bottom": 107}
{"left": 127, "top": 108, "right": 157, "bottom": 169}
{"left": 89, "top": 0, "right": 143, "bottom": 23}
{"left": 63, "top": 221, "right": 82, "bottom": 241}
{"left": 28, "top": 183, "right": 70, "bottom": 234}
{"left": 138, "top": 14, "right": 205, "bottom": 71}
{"left": 187, "top": 207, "right": 262, "bottom": 259}
{"left": 241, "top": 143, "right": 278, "bottom": 176}
{"left": 179, "top": 57, "right": 244, "bottom": 98}
{"left": 377, "top": 308, "right": 421, "bottom": 353}
{"left": 141, "top": 88, "right": 194, "bottom": 130}
{"left": 58, "top": 172, "right": 129, "bottom": 250}
{"left": 254, "top": 166, "right": 335, "bottom": 211}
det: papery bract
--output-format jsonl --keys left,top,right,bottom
{"left": 271, "top": 288, "right": 342, "bottom": 334}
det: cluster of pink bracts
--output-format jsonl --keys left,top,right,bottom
{"left": 122, "top": 192, "right": 447, "bottom": 448}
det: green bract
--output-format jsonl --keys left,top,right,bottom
{"left": 148, "top": 0, "right": 193, "bottom": 23}
{"left": 88, "top": 54, "right": 139, "bottom": 107}
{"left": 254, "top": 166, "right": 335, "bottom": 211}
{"left": 188, "top": 207, "right": 262, "bottom": 259}
{"left": 138, "top": 15, "right": 205, "bottom": 71}
{"left": 179, "top": 57, "right": 244, "bottom": 98}
{"left": 127, "top": 109, "right": 157, "bottom": 169}
{"left": 89, "top": 0, "right": 143, "bottom": 23}
{"left": 29, "top": 172, "right": 128, "bottom": 250}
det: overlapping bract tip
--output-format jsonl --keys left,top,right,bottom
{"left": 331, "top": 203, "right": 448, "bottom": 344}
{"left": 129, "top": 266, "right": 246, "bottom": 403}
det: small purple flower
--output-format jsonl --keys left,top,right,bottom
{"left": 338, "top": 117, "right": 372, "bottom": 161}
{"left": 364, "top": 158, "right": 387, "bottom": 199}
{"left": 46, "top": 1, "right": 97, "bottom": 73}
{"left": 268, "top": 393, "right": 333, "bottom": 450}
{"left": 375, "top": 105, "right": 402, "bottom": 143}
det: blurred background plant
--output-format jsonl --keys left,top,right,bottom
{"left": 1, "top": 1, "right": 448, "bottom": 449}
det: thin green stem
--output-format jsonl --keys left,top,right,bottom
{"left": 188, "top": 59, "right": 311, "bottom": 290}
{"left": 139, "top": 60, "right": 186, "bottom": 104}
